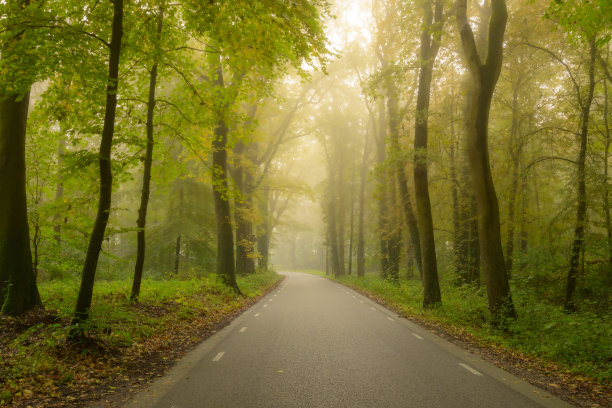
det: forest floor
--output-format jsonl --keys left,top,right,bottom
{"left": 306, "top": 270, "right": 611, "bottom": 408}
{"left": 0, "top": 271, "right": 282, "bottom": 408}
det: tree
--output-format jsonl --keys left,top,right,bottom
{"left": 456, "top": 0, "right": 516, "bottom": 321}
{"left": 131, "top": 7, "right": 164, "bottom": 301}
{"left": 73, "top": 0, "right": 125, "bottom": 324}
{"left": 414, "top": 0, "right": 443, "bottom": 307}
{"left": 0, "top": 0, "right": 50, "bottom": 315}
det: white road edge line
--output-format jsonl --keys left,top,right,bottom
{"left": 212, "top": 351, "right": 225, "bottom": 362}
{"left": 239, "top": 327, "right": 247, "bottom": 333}
{"left": 412, "top": 333, "right": 424, "bottom": 340}
{"left": 255, "top": 313, "right": 260, "bottom": 317}
{"left": 459, "top": 362, "right": 483, "bottom": 376}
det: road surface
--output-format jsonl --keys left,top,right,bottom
{"left": 125, "top": 272, "right": 571, "bottom": 408}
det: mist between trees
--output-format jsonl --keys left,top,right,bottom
{"left": 1, "top": 0, "right": 610, "bottom": 341}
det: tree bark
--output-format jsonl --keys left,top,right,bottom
{"left": 211, "top": 57, "right": 239, "bottom": 291}
{"left": 565, "top": 39, "right": 596, "bottom": 312}
{"left": 348, "top": 161, "right": 355, "bottom": 275}
{"left": 0, "top": 90, "right": 42, "bottom": 315}
{"left": 131, "top": 11, "right": 163, "bottom": 301}
{"left": 73, "top": 0, "right": 124, "bottom": 324}
{"left": 414, "top": 0, "right": 443, "bottom": 307}
{"left": 456, "top": 0, "right": 516, "bottom": 321}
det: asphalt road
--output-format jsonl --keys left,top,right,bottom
{"left": 125, "top": 272, "right": 571, "bottom": 408}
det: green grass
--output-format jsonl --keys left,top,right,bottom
{"left": 305, "top": 270, "right": 612, "bottom": 384}
{"left": 0, "top": 270, "right": 281, "bottom": 405}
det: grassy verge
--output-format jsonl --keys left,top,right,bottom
{"left": 0, "top": 271, "right": 281, "bottom": 407}
{"left": 304, "top": 270, "right": 611, "bottom": 386}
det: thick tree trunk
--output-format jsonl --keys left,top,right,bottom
{"left": 0, "top": 91, "right": 42, "bottom": 315}
{"left": 73, "top": 0, "right": 124, "bottom": 324}
{"left": 414, "top": 0, "right": 443, "bottom": 307}
{"left": 211, "top": 59, "right": 238, "bottom": 291}
{"left": 457, "top": 0, "right": 515, "bottom": 321}
{"left": 131, "top": 12, "right": 163, "bottom": 301}
{"left": 565, "top": 39, "right": 596, "bottom": 312}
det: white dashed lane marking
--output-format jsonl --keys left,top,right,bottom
{"left": 359, "top": 300, "right": 364, "bottom": 304}
{"left": 264, "top": 304, "right": 268, "bottom": 308}
{"left": 212, "top": 352, "right": 225, "bottom": 362}
{"left": 412, "top": 333, "right": 424, "bottom": 340}
{"left": 370, "top": 307, "right": 376, "bottom": 311}
{"left": 239, "top": 327, "right": 247, "bottom": 333}
{"left": 387, "top": 317, "right": 394, "bottom": 321}
{"left": 459, "top": 363, "right": 483, "bottom": 376}
{"left": 255, "top": 313, "right": 260, "bottom": 317}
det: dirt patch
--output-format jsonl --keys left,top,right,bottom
{"left": 342, "top": 282, "right": 612, "bottom": 408}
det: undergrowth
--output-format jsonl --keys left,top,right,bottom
{"left": 0, "top": 270, "right": 280, "bottom": 406}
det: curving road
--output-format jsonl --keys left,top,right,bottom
{"left": 124, "top": 272, "right": 571, "bottom": 408}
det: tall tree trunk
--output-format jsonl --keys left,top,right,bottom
{"left": 357, "top": 134, "right": 369, "bottom": 277}
{"left": 565, "top": 39, "right": 596, "bottom": 312}
{"left": 414, "top": 0, "right": 443, "bottom": 307}
{"left": 211, "top": 57, "right": 239, "bottom": 291}
{"left": 456, "top": 0, "right": 515, "bottom": 321}
{"left": 73, "top": 0, "right": 124, "bottom": 324}
{"left": 0, "top": 90, "right": 42, "bottom": 315}
{"left": 131, "top": 12, "right": 163, "bottom": 301}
